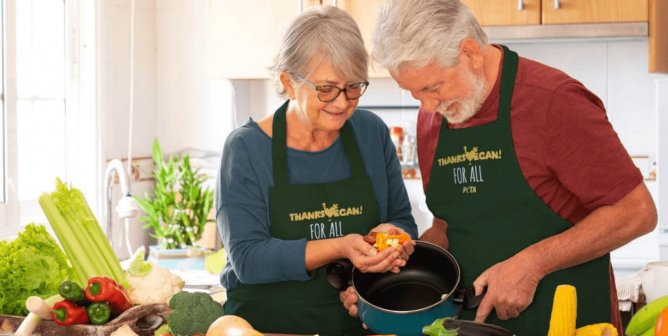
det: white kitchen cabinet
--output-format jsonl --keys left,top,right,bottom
{"left": 210, "top": 0, "right": 317, "bottom": 79}
{"left": 334, "top": 0, "right": 389, "bottom": 78}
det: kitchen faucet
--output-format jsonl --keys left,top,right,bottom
{"left": 104, "top": 159, "right": 141, "bottom": 257}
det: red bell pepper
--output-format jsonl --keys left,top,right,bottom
{"left": 50, "top": 300, "right": 89, "bottom": 326}
{"left": 656, "top": 307, "right": 668, "bottom": 336}
{"left": 85, "top": 276, "right": 133, "bottom": 315}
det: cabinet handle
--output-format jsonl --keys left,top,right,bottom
{"left": 298, "top": 0, "right": 303, "bottom": 13}
{"left": 554, "top": 0, "right": 560, "bottom": 9}
{"left": 517, "top": 0, "right": 523, "bottom": 10}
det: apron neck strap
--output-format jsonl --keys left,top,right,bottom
{"left": 340, "top": 122, "right": 366, "bottom": 178}
{"left": 498, "top": 45, "right": 519, "bottom": 124}
{"left": 272, "top": 101, "right": 290, "bottom": 186}
{"left": 271, "top": 101, "right": 365, "bottom": 186}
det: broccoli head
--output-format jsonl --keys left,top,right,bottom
{"left": 167, "top": 291, "right": 225, "bottom": 336}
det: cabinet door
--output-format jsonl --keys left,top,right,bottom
{"left": 461, "top": 0, "right": 541, "bottom": 26}
{"left": 211, "top": 0, "right": 306, "bottom": 79}
{"left": 541, "top": 0, "right": 648, "bottom": 24}
{"left": 335, "top": 0, "right": 389, "bottom": 77}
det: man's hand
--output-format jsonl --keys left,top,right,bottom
{"left": 472, "top": 253, "right": 543, "bottom": 322}
{"left": 340, "top": 286, "right": 359, "bottom": 317}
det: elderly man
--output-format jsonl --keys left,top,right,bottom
{"left": 341, "top": 0, "right": 657, "bottom": 334}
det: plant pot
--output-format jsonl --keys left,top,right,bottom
{"left": 147, "top": 245, "right": 206, "bottom": 270}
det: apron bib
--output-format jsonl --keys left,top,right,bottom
{"left": 425, "top": 46, "right": 610, "bottom": 335}
{"left": 225, "top": 101, "right": 379, "bottom": 336}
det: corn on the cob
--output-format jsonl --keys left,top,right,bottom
{"left": 575, "top": 323, "right": 618, "bottom": 336}
{"left": 548, "top": 284, "right": 577, "bottom": 336}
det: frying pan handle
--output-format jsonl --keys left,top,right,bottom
{"left": 463, "top": 285, "right": 486, "bottom": 310}
{"left": 452, "top": 286, "right": 487, "bottom": 311}
{"left": 326, "top": 259, "right": 353, "bottom": 291}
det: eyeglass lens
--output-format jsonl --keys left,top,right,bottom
{"left": 318, "top": 82, "right": 367, "bottom": 102}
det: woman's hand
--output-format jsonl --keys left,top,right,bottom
{"left": 365, "top": 223, "right": 416, "bottom": 272}
{"left": 339, "top": 233, "right": 403, "bottom": 273}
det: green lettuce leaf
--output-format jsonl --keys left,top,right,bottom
{"left": 0, "top": 223, "right": 73, "bottom": 316}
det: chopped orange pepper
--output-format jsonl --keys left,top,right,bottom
{"left": 374, "top": 232, "right": 411, "bottom": 251}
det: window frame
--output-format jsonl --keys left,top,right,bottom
{"left": 0, "top": 0, "right": 99, "bottom": 238}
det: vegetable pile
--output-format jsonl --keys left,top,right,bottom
{"left": 50, "top": 276, "right": 133, "bottom": 326}
{"left": 39, "top": 178, "right": 126, "bottom": 287}
{"left": 125, "top": 249, "right": 185, "bottom": 305}
{"left": 166, "top": 291, "right": 225, "bottom": 336}
{"left": 206, "top": 315, "right": 262, "bottom": 336}
{"left": 626, "top": 294, "right": 668, "bottom": 336}
{"left": 422, "top": 317, "right": 459, "bottom": 336}
{"left": 0, "top": 223, "right": 72, "bottom": 316}
{"left": 547, "top": 284, "right": 617, "bottom": 336}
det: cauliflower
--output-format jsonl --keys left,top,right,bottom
{"left": 125, "top": 250, "right": 185, "bottom": 305}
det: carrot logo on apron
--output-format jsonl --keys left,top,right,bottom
{"left": 436, "top": 146, "right": 502, "bottom": 195}
{"left": 288, "top": 202, "right": 364, "bottom": 240}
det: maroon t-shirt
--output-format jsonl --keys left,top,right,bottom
{"left": 416, "top": 47, "right": 641, "bottom": 330}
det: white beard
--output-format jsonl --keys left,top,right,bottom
{"left": 435, "top": 70, "right": 487, "bottom": 125}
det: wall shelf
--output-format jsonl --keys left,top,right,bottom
{"left": 358, "top": 105, "right": 420, "bottom": 110}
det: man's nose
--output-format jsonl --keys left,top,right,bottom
{"left": 420, "top": 98, "right": 439, "bottom": 114}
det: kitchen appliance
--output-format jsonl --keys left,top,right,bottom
{"left": 639, "top": 260, "right": 668, "bottom": 302}
{"left": 327, "top": 241, "right": 498, "bottom": 336}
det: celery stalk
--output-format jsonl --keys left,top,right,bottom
{"left": 38, "top": 193, "right": 89, "bottom": 285}
{"left": 39, "top": 178, "right": 127, "bottom": 288}
{"left": 74, "top": 188, "right": 126, "bottom": 286}
{"left": 57, "top": 209, "right": 108, "bottom": 277}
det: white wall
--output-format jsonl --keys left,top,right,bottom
{"left": 98, "top": 0, "right": 157, "bottom": 161}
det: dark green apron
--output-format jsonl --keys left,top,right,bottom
{"left": 225, "top": 102, "right": 378, "bottom": 336}
{"left": 425, "top": 46, "right": 610, "bottom": 335}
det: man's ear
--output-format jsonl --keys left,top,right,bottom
{"left": 460, "top": 38, "right": 484, "bottom": 70}
{"left": 280, "top": 72, "right": 296, "bottom": 99}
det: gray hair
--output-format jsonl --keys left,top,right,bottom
{"left": 372, "top": 0, "right": 488, "bottom": 73}
{"left": 270, "top": 6, "right": 368, "bottom": 98}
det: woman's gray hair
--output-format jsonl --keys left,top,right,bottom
{"left": 270, "top": 6, "right": 368, "bottom": 98}
{"left": 372, "top": 0, "right": 488, "bottom": 73}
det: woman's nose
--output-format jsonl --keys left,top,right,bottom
{"left": 328, "top": 90, "right": 353, "bottom": 108}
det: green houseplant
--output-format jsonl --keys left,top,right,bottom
{"left": 135, "top": 139, "right": 214, "bottom": 249}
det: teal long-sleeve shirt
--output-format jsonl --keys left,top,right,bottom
{"left": 215, "top": 109, "right": 417, "bottom": 290}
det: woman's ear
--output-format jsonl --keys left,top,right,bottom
{"left": 280, "top": 72, "right": 296, "bottom": 99}
{"left": 459, "top": 38, "right": 484, "bottom": 70}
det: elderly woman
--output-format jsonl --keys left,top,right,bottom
{"left": 215, "top": 5, "right": 417, "bottom": 335}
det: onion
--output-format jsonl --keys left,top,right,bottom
{"left": 206, "top": 315, "right": 263, "bottom": 336}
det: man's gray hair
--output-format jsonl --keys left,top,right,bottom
{"left": 372, "top": 0, "right": 488, "bottom": 73}
{"left": 270, "top": 6, "right": 368, "bottom": 98}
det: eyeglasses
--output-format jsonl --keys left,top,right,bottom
{"left": 295, "top": 75, "right": 369, "bottom": 103}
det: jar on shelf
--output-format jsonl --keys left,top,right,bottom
{"left": 402, "top": 135, "right": 416, "bottom": 166}
{"left": 389, "top": 126, "right": 403, "bottom": 162}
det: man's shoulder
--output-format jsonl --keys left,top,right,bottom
{"left": 515, "top": 56, "right": 582, "bottom": 93}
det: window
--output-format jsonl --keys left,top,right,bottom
{"left": 0, "top": 0, "right": 97, "bottom": 238}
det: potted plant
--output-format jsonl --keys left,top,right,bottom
{"left": 135, "top": 139, "right": 214, "bottom": 251}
